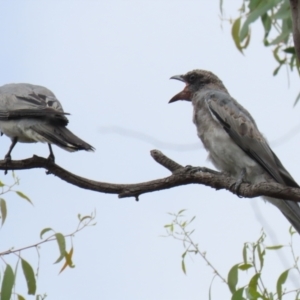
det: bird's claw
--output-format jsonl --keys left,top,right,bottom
{"left": 183, "top": 165, "right": 205, "bottom": 174}
{"left": 4, "top": 155, "right": 11, "bottom": 175}
{"left": 45, "top": 155, "right": 55, "bottom": 175}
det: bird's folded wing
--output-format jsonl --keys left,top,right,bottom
{"left": 205, "top": 91, "right": 298, "bottom": 187}
{"left": 0, "top": 87, "right": 69, "bottom": 125}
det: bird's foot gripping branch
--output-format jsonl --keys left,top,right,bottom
{"left": 0, "top": 150, "right": 299, "bottom": 203}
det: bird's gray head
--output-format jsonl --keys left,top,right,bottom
{"left": 169, "top": 69, "right": 226, "bottom": 103}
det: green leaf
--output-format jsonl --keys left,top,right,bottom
{"left": 256, "top": 244, "right": 265, "bottom": 271}
{"left": 245, "top": 286, "right": 263, "bottom": 299}
{"left": 248, "top": 0, "right": 263, "bottom": 11}
{"left": 273, "top": 64, "right": 282, "bottom": 76}
{"left": 289, "top": 226, "right": 300, "bottom": 236}
{"left": 17, "top": 295, "right": 26, "bottom": 300}
{"left": 238, "top": 263, "right": 253, "bottom": 271}
{"left": 231, "top": 287, "right": 245, "bottom": 300}
{"left": 16, "top": 191, "right": 33, "bottom": 205}
{"left": 189, "top": 216, "right": 196, "bottom": 224}
{"left": 177, "top": 209, "right": 186, "bottom": 215}
{"left": 1, "top": 264, "right": 14, "bottom": 300}
{"left": 59, "top": 247, "right": 75, "bottom": 274}
{"left": 283, "top": 47, "right": 295, "bottom": 54}
{"left": 0, "top": 198, "right": 7, "bottom": 226}
{"left": 273, "top": 0, "right": 290, "bottom": 20}
{"left": 248, "top": 273, "right": 260, "bottom": 291}
{"left": 231, "top": 18, "right": 243, "bottom": 53}
{"left": 261, "top": 13, "right": 271, "bottom": 40}
{"left": 219, "top": 0, "right": 223, "bottom": 14}
{"left": 269, "top": 30, "right": 290, "bottom": 46}
{"left": 40, "top": 227, "right": 53, "bottom": 239}
{"left": 240, "top": 1, "right": 279, "bottom": 41}
{"left": 78, "top": 215, "right": 92, "bottom": 223}
{"left": 242, "top": 243, "right": 247, "bottom": 264}
{"left": 181, "top": 259, "right": 186, "bottom": 275}
{"left": 227, "top": 264, "right": 239, "bottom": 294}
{"left": 208, "top": 275, "right": 217, "bottom": 300}
{"left": 266, "top": 245, "right": 284, "bottom": 250}
{"left": 276, "top": 269, "right": 290, "bottom": 300}
{"left": 0, "top": 181, "right": 5, "bottom": 187}
{"left": 54, "top": 233, "right": 66, "bottom": 264}
{"left": 21, "top": 258, "right": 36, "bottom": 295}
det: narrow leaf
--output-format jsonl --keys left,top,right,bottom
{"left": 273, "top": 64, "right": 282, "bottom": 76}
{"left": 246, "top": 286, "right": 262, "bottom": 299}
{"left": 227, "top": 264, "right": 239, "bottom": 294}
{"left": 249, "top": 273, "right": 260, "bottom": 291}
{"left": 238, "top": 263, "right": 253, "bottom": 271}
{"left": 231, "top": 287, "right": 245, "bottom": 300}
{"left": 242, "top": 243, "right": 247, "bottom": 264}
{"left": 261, "top": 13, "right": 271, "bottom": 37}
{"left": 266, "top": 245, "right": 284, "bottom": 250}
{"left": 79, "top": 215, "right": 92, "bottom": 223}
{"left": 283, "top": 47, "right": 295, "bottom": 54}
{"left": 177, "top": 209, "right": 186, "bottom": 215}
{"left": 40, "top": 227, "right": 53, "bottom": 239}
{"left": 0, "top": 198, "right": 7, "bottom": 226}
{"left": 21, "top": 258, "right": 36, "bottom": 295}
{"left": 249, "top": 0, "right": 263, "bottom": 11}
{"left": 208, "top": 275, "right": 217, "bottom": 300}
{"left": 16, "top": 191, "right": 33, "bottom": 205}
{"left": 276, "top": 269, "right": 290, "bottom": 300}
{"left": 273, "top": 1, "right": 291, "bottom": 20}
{"left": 54, "top": 233, "right": 66, "bottom": 264}
{"left": 59, "top": 247, "right": 75, "bottom": 274}
{"left": 181, "top": 259, "right": 186, "bottom": 274}
{"left": 293, "top": 92, "right": 300, "bottom": 107}
{"left": 17, "top": 295, "right": 26, "bottom": 300}
{"left": 240, "top": 1, "right": 278, "bottom": 41}
{"left": 256, "top": 244, "right": 265, "bottom": 271}
{"left": 231, "top": 18, "right": 243, "bottom": 53}
{"left": 1, "top": 264, "right": 14, "bottom": 300}
{"left": 270, "top": 30, "right": 290, "bottom": 46}
{"left": 189, "top": 216, "right": 196, "bottom": 223}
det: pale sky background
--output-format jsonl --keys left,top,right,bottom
{"left": 1, "top": 1, "right": 300, "bottom": 299}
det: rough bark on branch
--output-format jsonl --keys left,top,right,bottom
{"left": 1, "top": 150, "right": 300, "bottom": 202}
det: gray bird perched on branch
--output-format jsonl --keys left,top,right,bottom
{"left": 169, "top": 69, "right": 300, "bottom": 234}
{"left": 0, "top": 83, "right": 95, "bottom": 163}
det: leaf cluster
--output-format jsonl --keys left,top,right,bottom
{"left": 223, "top": 0, "right": 300, "bottom": 100}
{"left": 164, "top": 210, "right": 300, "bottom": 300}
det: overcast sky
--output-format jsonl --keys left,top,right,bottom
{"left": 1, "top": 1, "right": 300, "bottom": 299}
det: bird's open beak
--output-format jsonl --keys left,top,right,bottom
{"left": 169, "top": 75, "right": 191, "bottom": 103}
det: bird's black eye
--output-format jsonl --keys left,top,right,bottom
{"left": 189, "top": 74, "right": 196, "bottom": 83}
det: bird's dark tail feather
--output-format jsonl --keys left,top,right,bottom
{"left": 279, "top": 200, "right": 300, "bottom": 235}
{"left": 31, "top": 124, "right": 95, "bottom": 152}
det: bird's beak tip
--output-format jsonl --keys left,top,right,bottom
{"left": 170, "top": 75, "right": 185, "bottom": 82}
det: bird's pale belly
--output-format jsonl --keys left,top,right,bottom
{"left": 0, "top": 120, "right": 43, "bottom": 143}
{"left": 198, "top": 125, "right": 265, "bottom": 182}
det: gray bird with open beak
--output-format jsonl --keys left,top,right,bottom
{"left": 0, "top": 83, "right": 94, "bottom": 162}
{"left": 170, "top": 69, "right": 300, "bottom": 234}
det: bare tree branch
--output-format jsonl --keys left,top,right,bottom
{"left": 1, "top": 150, "right": 300, "bottom": 202}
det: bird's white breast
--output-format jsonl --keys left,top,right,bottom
{"left": 192, "top": 97, "right": 265, "bottom": 182}
{"left": 0, "top": 120, "right": 47, "bottom": 143}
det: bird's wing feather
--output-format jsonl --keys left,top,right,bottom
{"left": 205, "top": 91, "right": 299, "bottom": 188}
{"left": 0, "top": 83, "right": 69, "bottom": 125}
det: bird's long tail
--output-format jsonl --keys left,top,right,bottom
{"left": 265, "top": 197, "right": 300, "bottom": 234}
{"left": 30, "top": 123, "right": 95, "bottom": 152}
